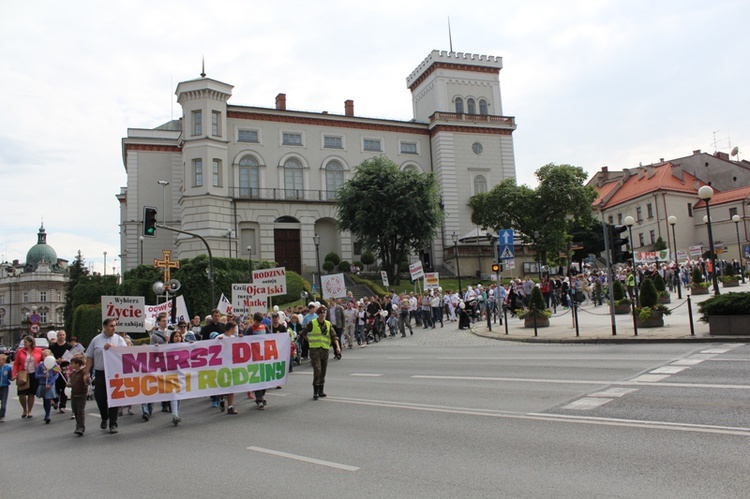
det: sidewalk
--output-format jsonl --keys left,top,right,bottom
{"left": 470, "top": 282, "right": 750, "bottom": 344}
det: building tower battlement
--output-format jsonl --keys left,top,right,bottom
{"left": 406, "top": 50, "right": 503, "bottom": 89}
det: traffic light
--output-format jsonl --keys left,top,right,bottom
{"left": 491, "top": 263, "right": 500, "bottom": 272}
{"left": 143, "top": 206, "right": 158, "bottom": 237}
{"left": 609, "top": 224, "right": 630, "bottom": 263}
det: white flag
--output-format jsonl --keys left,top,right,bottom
{"left": 217, "top": 293, "right": 233, "bottom": 315}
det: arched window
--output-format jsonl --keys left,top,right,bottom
{"left": 474, "top": 175, "right": 487, "bottom": 194}
{"left": 467, "top": 98, "right": 476, "bottom": 115}
{"left": 479, "top": 99, "right": 488, "bottom": 115}
{"left": 239, "top": 155, "right": 259, "bottom": 198}
{"left": 455, "top": 97, "right": 464, "bottom": 114}
{"left": 403, "top": 164, "right": 419, "bottom": 173}
{"left": 284, "top": 158, "right": 304, "bottom": 200}
{"left": 325, "top": 160, "right": 344, "bottom": 200}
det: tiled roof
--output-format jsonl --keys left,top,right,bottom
{"left": 596, "top": 163, "right": 705, "bottom": 209}
{"left": 592, "top": 181, "right": 618, "bottom": 207}
{"left": 694, "top": 186, "right": 750, "bottom": 208}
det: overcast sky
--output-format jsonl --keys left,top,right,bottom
{"left": 2, "top": 0, "right": 749, "bottom": 274}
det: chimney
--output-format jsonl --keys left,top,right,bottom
{"left": 344, "top": 99, "right": 354, "bottom": 117}
{"left": 275, "top": 93, "right": 286, "bottom": 111}
{"left": 693, "top": 149, "right": 701, "bottom": 155}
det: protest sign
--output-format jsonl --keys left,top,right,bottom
{"left": 321, "top": 273, "right": 346, "bottom": 299}
{"left": 424, "top": 272, "right": 439, "bottom": 289}
{"left": 232, "top": 283, "right": 268, "bottom": 316}
{"left": 101, "top": 296, "right": 145, "bottom": 333}
{"left": 144, "top": 295, "right": 190, "bottom": 326}
{"left": 252, "top": 267, "right": 287, "bottom": 296}
{"left": 103, "top": 334, "right": 290, "bottom": 406}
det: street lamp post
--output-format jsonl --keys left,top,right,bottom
{"left": 452, "top": 232, "right": 462, "bottom": 294}
{"left": 247, "top": 245, "right": 253, "bottom": 281}
{"left": 668, "top": 216, "right": 682, "bottom": 299}
{"left": 699, "top": 186, "right": 721, "bottom": 295}
{"left": 732, "top": 214, "right": 746, "bottom": 284}
{"left": 533, "top": 230, "right": 542, "bottom": 282}
{"left": 139, "top": 236, "right": 144, "bottom": 266}
{"left": 313, "top": 234, "right": 322, "bottom": 301}
{"left": 103, "top": 251, "right": 107, "bottom": 275}
{"left": 624, "top": 215, "right": 639, "bottom": 306}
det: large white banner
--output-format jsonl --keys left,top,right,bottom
{"left": 144, "top": 295, "right": 190, "bottom": 326}
{"left": 103, "top": 335, "right": 291, "bottom": 407}
{"left": 231, "top": 283, "right": 268, "bottom": 316}
{"left": 101, "top": 296, "right": 145, "bottom": 333}
{"left": 321, "top": 273, "right": 347, "bottom": 299}
{"left": 252, "top": 267, "right": 287, "bottom": 296}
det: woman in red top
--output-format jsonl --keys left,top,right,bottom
{"left": 12, "top": 336, "right": 43, "bottom": 418}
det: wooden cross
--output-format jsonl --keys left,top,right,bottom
{"left": 154, "top": 250, "right": 180, "bottom": 283}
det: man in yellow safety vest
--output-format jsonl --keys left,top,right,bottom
{"left": 302, "top": 305, "right": 342, "bottom": 400}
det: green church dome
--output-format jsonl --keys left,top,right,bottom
{"left": 25, "top": 224, "right": 58, "bottom": 271}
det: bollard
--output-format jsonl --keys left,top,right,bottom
{"left": 687, "top": 295, "right": 695, "bottom": 336}
{"left": 532, "top": 304, "right": 538, "bottom": 337}
{"left": 573, "top": 301, "right": 580, "bottom": 337}
{"left": 631, "top": 301, "right": 639, "bottom": 336}
{"left": 504, "top": 306, "right": 509, "bottom": 335}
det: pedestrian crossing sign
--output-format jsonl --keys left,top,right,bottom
{"left": 500, "top": 245, "right": 514, "bottom": 260}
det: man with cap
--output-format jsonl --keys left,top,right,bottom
{"left": 301, "top": 305, "right": 341, "bottom": 400}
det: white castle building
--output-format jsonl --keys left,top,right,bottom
{"left": 118, "top": 50, "right": 517, "bottom": 276}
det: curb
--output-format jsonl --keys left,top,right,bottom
{"left": 469, "top": 328, "right": 750, "bottom": 344}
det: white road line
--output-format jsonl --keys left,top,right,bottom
{"left": 701, "top": 348, "right": 732, "bottom": 354}
{"left": 350, "top": 373, "right": 383, "bottom": 377}
{"left": 326, "top": 396, "right": 750, "bottom": 437}
{"left": 589, "top": 387, "right": 639, "bottom": 398}
{"left": 412, "top": 374, "right": 750, "bottom": 390}
{"left": 671, "top": 359, "right": 705, "bottom": 366}
{"left": 247, "top": 446, "right": 359, "bottom": 471}
{"left": 562, "top": 398, "right": 613, "bottom": 410}
{"left": 629, "top": 374, "right": 671, "bottom": 382}
{"left": 650, "top": 366, "right": 688, "bottom": 374}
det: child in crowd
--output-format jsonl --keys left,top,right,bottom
{"left": 67, "top": 356, "right": 89, "bottom": 436}
{"left": 35, "top": 349, "right": 59, "bottom": 424}
{"left": 0, "top": 354, "right": 11, "bottom": 422}
{"left": 387, "top": 312, "right": 398, "bottom": 337}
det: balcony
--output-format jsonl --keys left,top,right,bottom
{"left": 230, "top": 187, "right": 336, "bottom": 203}
{"left": 430, "top": 112, "right": 515, "bottom": 127}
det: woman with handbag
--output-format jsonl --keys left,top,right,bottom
{"left": 12, "top": 336, "right": 43, "bottom": 419}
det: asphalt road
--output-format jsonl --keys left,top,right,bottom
{"left": 1, "top": 328, "right": 748, "bottom": 498}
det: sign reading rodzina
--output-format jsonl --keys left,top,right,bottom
{"left": 102, "top": 296, "right": 145, "bottom": 333}
{"left": 232, "top": 283, "right": 268, "bottom": 316}
{"left": 252, "top": 267, "right": 287, "bottom": 296}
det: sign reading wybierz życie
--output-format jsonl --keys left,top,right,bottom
{"left": 103, "top": 335, "right": 290, "bottom": 406}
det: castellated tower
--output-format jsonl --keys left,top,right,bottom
{"left": 175, "top": 77, "right": 234, "bottom": 256}
{"left": 407, "top": 50, "right": 517, "bottom": 264}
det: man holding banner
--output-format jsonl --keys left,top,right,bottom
{"left": 85, "top": 319, "right": 127, "bottom": 434}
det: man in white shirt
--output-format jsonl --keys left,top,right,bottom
{"left": 85, "top": 318, "right": 127, "bottom": 434}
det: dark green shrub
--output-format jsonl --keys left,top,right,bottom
{"left": 724, "top": 262, "right": 735, "bottom": 277}
{"left": 692, "top": 267, "right": 704, "bottom": 284}
{"left": 612, "top": 279, "right": 630, "bottom": 304}
{"left": 530, "top": 286, "right": 547, "bottom": 311}
{"left": 361, "top": 252, "right": 375, "bottom": 267}
{"left": 71, "top": 304, "right": 102, "bottom": 346}
{"left": 338, "top": 261, "right": 351, "bottom": 272}
{"left": 653, "top": 273, "right": 666, "bottom": 292}
{"left": 698, "top": 292, "right": 750, "bottom": 322}
{"left": 399, "top": 261, "right": 410, "bottom": 273}
{"left": 639, "top": 278, "right": 658, "bottom": 308}
{"left": 324, "top": 252, "right": 341, "bottom": 266}
{"left": 322, "top": 260, "right": 335, "bottom": 272}
{"left": 352, "top": 260, "right": 363, "bottom": 269}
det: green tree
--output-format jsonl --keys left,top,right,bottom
{"left": 470, "top": 164, "right": 598, "bottom": 266}
{"left": 336, "top": 156, "right": 443, "bottom": 284}
{"left": 654, "top": 236, "right": 667, "bottom": 251}
{"left": 639, "top": 278, "right": 658, "bottom": 308}
{"left": 72, "top": 274, "right": 119, "bottom": 310}
{"left": 64, "top": 250, "right": 89, "bottom": 331}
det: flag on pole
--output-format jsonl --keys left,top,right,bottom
{"left": 216, "top": 293, "right": 233, "bottom": 315}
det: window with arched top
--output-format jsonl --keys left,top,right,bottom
{"left": 455, "top": 97, "right": 464, "bottom": 114}
{"left": 239, "top": 155, "right": 260, "bottom": 198}
{"left": 474, "top": 175, "right": 487, "bottom": 195}
{"left": 284, "top": 158, "right": 304, "bottom": 199}
{"left": 479, "top": 99, "right": 488, "bottom": 115}
{"left": 403, "top": 164, "right": 420, "bottom": 173}
{"left": 325, "top": 161, "right": 344, "bottom": 200}
{"left": 467, "top": 98, "right": 476, "bottom": 115}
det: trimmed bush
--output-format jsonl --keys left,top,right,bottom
{"left": 361, "top": 252, "right": 375, "bottom": 267}
{"left": 322, "top": 260, "right": 335, "bottom": 272}
{"left": 653, "top": 273, "right": 666, "bottom": 292}
{"left": 612, "top": 279, "right": 629, "bottom": 303}
{"left": 692, "top": 267, "right": 704, "bottom": 284}
{"left": 698, "top": 292, "right": 750, "bottom": 322}
{"left": 338, "top": 260, "right": 351, "bottom": 272}
{"left": 324, "top": 252, "right": 341, "bottom": 266}
{"left": 639, "top": 278, "right": 658, "bottom": 308}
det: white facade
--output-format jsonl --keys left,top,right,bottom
{"left": 119, "top": 51, "right": 517, "bottom": 275}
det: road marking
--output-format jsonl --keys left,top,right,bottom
{"left": 351, "top": 373, "right": 383, "bottom": 377}
{"left": 701, "top": 348, "right": 732, "bottom": 354}
{"left": 247, "top": 446, "right": 359, "bottom": 471}
{"left": 412, "top": 375, "right": 612, "bottom": 386}
{"left": 411, "top": 374, "right": 750, "bottom": 390}
{"left": 650, "top": 366, "right": 688, "bottom": 374}
{"left": 671, "top": 359, "right": 705, "bottom": 366}
{"left": 266, "top": 392, "right": 289, "bottom": 397}
{"left": 386, "top": 356, "right": 414, "bottom": 360}
{"left": 629, "top": 374, "right": 671, "bottom": 383}
{"left": 562, "top": 398, "right": 613, "bottom": 410}
{"left": 589, "top": 387, "right": 639, "bottom": 398}
{"left": 326, "top": 396, "right": 750, "bottom": 437}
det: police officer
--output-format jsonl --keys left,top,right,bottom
{"left": 302, "top": 306, "right": 341, "bottom": 400}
